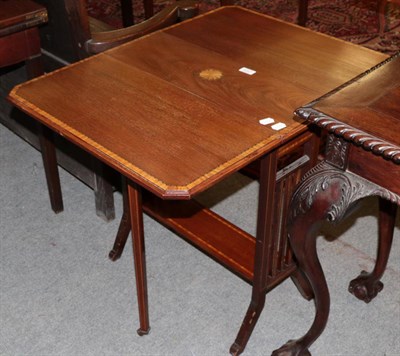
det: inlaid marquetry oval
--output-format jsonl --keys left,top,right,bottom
{"left": 199, "top": 69, "right": 223, "bottom": 80}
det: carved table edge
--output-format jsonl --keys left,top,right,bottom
{"left": 295, "top": 109, "right": 400, "bottom": 164}
{"left": 294, "top": 52, "right": 400, "bottom": 164}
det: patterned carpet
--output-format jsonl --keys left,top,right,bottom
{"left": 87, "top": 0, "right": 400, "bottom": 54}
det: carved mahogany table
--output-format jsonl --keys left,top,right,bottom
{"left": 274, "top": 52, "right": 400, "bottom": 355}
{"left": 7, "top": 6, "right": 386, "bottom": 355}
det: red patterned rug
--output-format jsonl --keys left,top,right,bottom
{"left": 87, "top": 0, "right": 400, "bottom": 54}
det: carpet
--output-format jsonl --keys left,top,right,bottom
{"left": 87, "top": 0, "right": 400, "bottom": 54}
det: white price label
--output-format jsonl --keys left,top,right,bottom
{"left": 239, "top": 67, "right": 256, "bottom": 75}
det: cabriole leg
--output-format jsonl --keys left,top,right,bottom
{"left": 349, "top": 198, "right": 397, "bottom": 303}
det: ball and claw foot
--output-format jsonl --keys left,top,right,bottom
{"left": 272, "top": 340, "right": 311, "bottom": 356}
{"left": 137, "top": 327, "right": 150, "bottom": 336}
{"left": 348, "top": 270, "right": 384, "bottom": 303}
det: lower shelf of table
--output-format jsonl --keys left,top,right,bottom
{"left": 140, "top": 131, "right": 318, "bottom": 288}
{"left": 142, "top": 192, "right": 297, "bottom": 286}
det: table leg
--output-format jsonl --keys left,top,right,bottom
{"left": 30, "top": 53, "right": 64, "bottom": 213}
{"left": 38, "top": 124, "right": 64, "bottom": 213}
{"left": 273, "top": 192, "right": 331, "bottom": 354}
{"left": 348, "top": 198, "right": 397, "bottom": 303}
{"left": 25, "top": 30, "right": 64, "bottom": 214}
{"left": 120, "top": 0, "right": 134, "bottom": 26}
{"left": 272, "top": 163, "right": 348, "bottom": 355}
{"left": 290, "top": 269, "right": 314, "bottom": 300}
{"left": 127, "top": 179, "right": 150, "bottom": 335}
{"left": 273, "top": 161, "right": 400, "bottom": 355}
{"left": 26, "top": 55, "right": 44, "bottom": 79}
{"left": 109, "top": 177, "right": 130, "bottom": 261}
{"left": 298, "top": 0, "right": 308, "bottom": 26}
{"left": 143, "top": 0, "right": 154, "bottom": 20}
{"left": 230, "top": 152, "right": 278, "bottom": 356}
{"left": 24, "top": 27, "right": 44, "bottom": 79}
{"left": 93, "top": 160, "right": 115, "bottom": 221}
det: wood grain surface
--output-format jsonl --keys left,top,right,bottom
{"left": 0, "top": 0, "right": 47, "bottom": 31}
{"left": 9, "top": 6, "right": 387, "bottom": 198}
{"left": 313, "top": 54, "right": 400, "bottom": 149}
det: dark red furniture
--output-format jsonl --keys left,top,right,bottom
{"left": 0, "top": 0, "right": 63, "bottom": 214}
{"left": 8, "top": 7, "right": 387, "bottom": 355}
{"left": 274, "top": 52, "right": 400, "bottom": 355}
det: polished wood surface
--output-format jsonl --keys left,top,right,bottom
{"left": 9, "top": 7, "right": 386, "bottom": 199}
{"left": 0, "top": 0, "right": 47, "bottom": 69}
{"left": 7, "top": 7, "right": 389, "bottom": 355}
{"left": 109, "top": 131, "right": 317, "bottom": 283}
{"left": 0, "top": 0, "right": 64, "bottom": 213}
{"left": 312, "top": 55, "right": 400, "bottom": 152}
{"left": 2, "top": 0, "right": 198, "bottom": 221}
{"left": 275, "top": 53, "right": 400, "bottom": 355}
{"left": 107, "top": 131, "right": 318, "bottom": 353}
{"left": 0, "top": 0, "right": 47, "bottom": 33}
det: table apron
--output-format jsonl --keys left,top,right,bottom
{"left": 348, "top": 145, "right": 400, "bottom": 197}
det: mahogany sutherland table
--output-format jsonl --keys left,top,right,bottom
{"left": 274, "top": 53, "right": 400, "bottom": 355}
{"left": 8, "top": 6, "right": 386, "bottom": 354}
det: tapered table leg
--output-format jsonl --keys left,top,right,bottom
{"left": 230, "top": 152, "right": 278, "bottom": 355}
{"left": 38, "top": 124, "right": 64, "bottom": 213}
{"left": 93, "top": 160, "right": 115, "bottom": 221}
{"left": 25, "top": 53, "right": 44, "bottom": 79}
{"left": 143, "top": 0, "right": 154, "bottom": 19}
{"left": 298, "top": 0, "right": 308, "bottom": 26}
{"left": 120, "top": 0, "right": 134, "bottom": 26}
{"left": 26, "top": 36, "right": 64, "bottom": 214}
{"left": 127, "top": 179, "right": 150, "bottom": 335}
{"left": 349, "top": 198, "right": 397, "bottom": 303}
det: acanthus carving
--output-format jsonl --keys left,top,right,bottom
{"left": 289, "top": 162, "right": 400, "bottom": 225}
